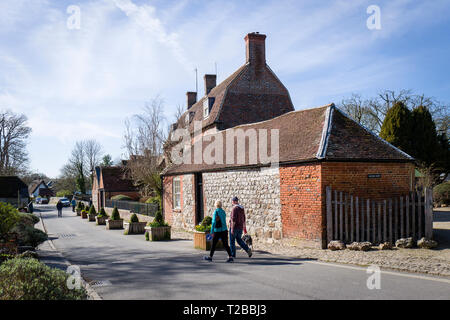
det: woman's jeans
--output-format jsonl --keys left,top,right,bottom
{"left": 210, "top": 231, "right": 232, "bottom": 258}
{"left": 229, "top": 229, "right": 250, "bottom": 257}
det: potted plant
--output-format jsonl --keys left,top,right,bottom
{"left": 106, "top": 207, "right": 123, "bottom": 230}
{"left": 194, "top": 216, "right": 223, "bottom": 250}
{"left": 87, "top": 205, "right": 97, "bottom": 222}
{"left": 95, "top": 207, "right": 108, "bottom": 225}
{"left": 81, "top": 209, "right": 88, "bottom": 219}
{"left": 76, "top": 202, "right": 83, "bottom": 216}
{"left": 124, "top": 213, "right": 147, "bottom": 235}
{"left": 144, "top": 210, "right": 171, "bottom": 241}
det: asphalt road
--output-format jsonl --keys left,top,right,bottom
{"left": 35, "top": 204, "right": 450, "bottom": 300}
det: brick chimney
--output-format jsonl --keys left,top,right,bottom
{"left": 245, "top": 32, "right": 266, "bottom": 70}
{"left": 186, "top": 92, "right": 197, "bottom": 110}
{"left": 204, "top": 74, "right": 216, "bottom": 95}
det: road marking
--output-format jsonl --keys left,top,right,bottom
{"left": 304, "top": 260, "right": 450, "bottom": 284}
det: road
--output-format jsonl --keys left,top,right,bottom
{"left": 35, "top": 204, "right": 450, "bottom": 300}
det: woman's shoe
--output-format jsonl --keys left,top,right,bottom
{"left": 226, "top": 257, "right": 234, "bottom": 263}
{"left": 203, "top": 256, "right": 212, "bottom": 261}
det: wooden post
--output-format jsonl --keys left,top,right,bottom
{"left": 377, "top": 202, "right": 381, "bottom": 244}
{"left": 389, "top": 199, "right": 393, "bottom": 243}
{"left": 394, "top": 198, "right": 398, "bottom": 241}
{"left": 366, "top": 199, "right": 370, "bottom": 242}
{"left": 350, "top": 195, "right": 354, "bottom": 243}
{"left": 356, "top": 197, "right": 360, "bottom": 242}
{"left": 372, "top": 201, "right": 376, "bottom": 243}
{"left": 411, "top": 192, "right": 416, "bottom": 240}
{"left": 406, "top": 195, "right": 410, "bottom": 237}
{"left": 425, "top": 187, "right": 433, "bottom": 239}
{"left": 326, "top": 186, "right": 333, "bottom": 244}
{"left": 400, "top": 196, "right": 404, "bottom": 239}
{"left": 340, "top": 192, "right": 343, "bottom": 241}
{"left": 334, "top": 190, "right": 338, "bottom": 239}
{"left": 383, "top": 200, "right": 387, "bottom": 243}
{"left": 417, "top": 191, "right": 422, "bottom": 239}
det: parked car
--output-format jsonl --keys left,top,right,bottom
{"left": 35, "top": 197, "right": 49, "bottom": 204}
{"left": 60, "top": 198, "right": 71, "bottom": 207}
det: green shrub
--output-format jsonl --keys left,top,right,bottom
{"left": 147, "top": 210, "right": 168, "bottom": 227}
{"left": 434, "top": 182, "right": 450, "bottom": 206}
{"left": 110, "top": 207, "right": 121, "bottom": 221}
{"left": 201, "top": 216, "right": 212, "bottom": 227}
{"left": 0, "top": 203, "right": 20, "bottom": 241}
{"left": 11, "top": 224, "right": 48, "bottom": 248}
{"left": 80, "top": 202, "right": 85, "bottom": 210}
{"left": 76, "top": 202, "right": 83, "bottom": 210}
{"left": 145, "top": 196, "right": 160, "bottom": 205}
{"left": 56, "top": 190, "right": 72, "bottom": 198}
{"left": 17, "top": 213, "right": 40, "bottom": 226}
{"left": 97, "top": 207, "right": 108, "bottom": 218}
{"left": 88, "top": 205, "right": 97, "bottom": 216}
{"left": 0, "top": 257, "right": 87, "bottom": 300}
{"left": 145, "top": 231, "right": 149, "bottom": 241}
{"left": 195, "top": 224, "right": 211, "bottom": 232}
{"left": 110, "top": 195, "right": 133, "bottom": 201}
{"left": 130, "top": 213, "right": 139, "bottom": 223}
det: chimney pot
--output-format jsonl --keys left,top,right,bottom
{"left": 204, "top": 74, "right": 217, "bottom": 95}
{"left": 186, "top": 92, "right": 197, "bottom": 110}
{"left": 244, "top": 32, "right": 266, "bottom": 69}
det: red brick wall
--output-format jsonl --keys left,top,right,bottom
{"left": 280, "top": 161, "right": 414, "bottom": 248}
{"left": 280, "top": 163, "right": 324, "bottom": 246}
{"left": 321, "top": 162, "right": 414, "bottom": 200}
{"left": 163, "top": 176, "right": 174, "bottom": 225}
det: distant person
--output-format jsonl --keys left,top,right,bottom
{"left": 229, "top": 197, "right": 252, "bottom": 258}
{"left": 71, "top": 198, "right": 77, "bottom": 212}
{"left": 56, "top": 200, "right": 63, "bottom": 217}
{"left": 204, "top": 200, "right": 234, "bottom": 263}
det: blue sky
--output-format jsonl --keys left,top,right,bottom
{"left": 1, "top": 0, "right": 449, "bottom": 177}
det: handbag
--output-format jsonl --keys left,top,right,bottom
{"left": 214, "top": 210, "right": 222, "bottom": 229}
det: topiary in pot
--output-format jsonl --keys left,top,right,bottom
{"left": 106, "top": 207, "right": 123, "bottom": 230}
{"left": 95, "top": 207, "right": 109, "bottom": 225}
{"left": 145, "top": 210, "right": 171, "bottom": 241}
{"left": 87, "top": 205, "right": 97, "bottom": 222}
{"left": 81, "top": 209, "right": 88, "bottom": 219}
{"left": 125, "top": 213, "right": 146, "bottom": 235}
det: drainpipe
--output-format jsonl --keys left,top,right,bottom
{"left": 160, "top": 174, "right": 164, "bottom": 220}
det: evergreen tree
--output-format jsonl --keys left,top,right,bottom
{"left": 410, "top": 106, "right": 439, "bottom": 166}
{"left": 380, "top": 101, "right": 413, "bottom": 155}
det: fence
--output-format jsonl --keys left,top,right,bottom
{"left": 105, "top": 199, "right": 159, "bottom": 217}
{"left": 326, "top": 186, "right": 433, "bottom": 245}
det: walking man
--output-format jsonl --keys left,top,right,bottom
{"left": 56, "top": 200, "right": 63, "bottom": 217}
{"left": 229, "top": 197, "right": 252, "bottom": 258}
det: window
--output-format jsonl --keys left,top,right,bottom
{"left": 173, "top": 178, "right": 181, "bottom": 209}
{"left": 203, "top": 97, "right": 215, "bottom": 119}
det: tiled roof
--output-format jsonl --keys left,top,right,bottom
{"left": 0, "top": 176, "right": 29, "bottom": 198}
{"left": 99, "top": 166, "right": 138, "bottom": 192}
{"left": 163, "top": 104, "right": 413, "bottom": 176}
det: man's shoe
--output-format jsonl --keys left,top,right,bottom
{"left": 226, "top": 257, "right": 234, "bottom": 263}
{"left": 247, "top": 248, "right": 253, "bottom": 258}
{"left": 203, "top": 256, "right": 212, "bottom": 261}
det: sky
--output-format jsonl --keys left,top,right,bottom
{"left": 0, "top": 0, "right": 449, "bottom": 178}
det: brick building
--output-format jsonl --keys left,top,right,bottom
{"left": 162, "top": 33, "right": 414, "bottom": 248}
{"left": 92, "top": 166, "right": 140, "bottom": 210}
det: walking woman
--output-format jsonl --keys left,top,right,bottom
{"left": 204, "top": 200, "right": 234, "bottom": 263}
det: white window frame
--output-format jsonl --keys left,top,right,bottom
{"left": 173, "top": 178, "right": 181, "bottom": 209}
{"left": 203, "top": 98, "right": 210, "bottom": 119}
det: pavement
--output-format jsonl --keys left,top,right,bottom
{"left": 35, "top": 204, "right": 450, "bottom": 300}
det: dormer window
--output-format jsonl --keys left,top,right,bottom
{"left": 203, "top": 97, "right": 215, "bottom": 119}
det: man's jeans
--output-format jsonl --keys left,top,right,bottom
{"left": 229, "top": 229, "right": 249, "bottom": 257}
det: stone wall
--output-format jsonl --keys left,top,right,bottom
{"left": 203, "top": 167, "right": 282, "bottom": 243}
{"left": 164, "top": 174, "right": 196, "bottom": 230}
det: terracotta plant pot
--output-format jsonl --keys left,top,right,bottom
{"left": 194, "top": 231, "right": 222, "bottom": 250}
{"left": 106, "top": 219, "right": 123, "bottom": 230}
{"left": 96, "top": 216, "right": 107, "bottom": 225}
{"left": 88, "top": 214, "right": 96, "bottom": 222}
{"left": 124, "top": 222, "right": 147, "bottom": 235}
{"left": 145, "top": 226, "right": 171, "bottom": 241}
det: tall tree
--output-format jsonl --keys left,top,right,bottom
{"left": 0, "top": 110, "right": 32, "bottom": 175}
{"left": 410, "top": 106, "right": 439, "bottom": 166}
{"left": 380, "top": 101, "right": 413, "bottom": 155}
{"left": 123, "top": 97, "right": 166, "bottom": 198}
{"left": 101, "top": 154, "right": 113, "bottom": 167}
{"left": 84, "top": 139, "right": 103, "bottom": 183}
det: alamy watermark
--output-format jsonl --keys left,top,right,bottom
{"left": 66, "top": 265, "right": 81, "bottom": 290}
{"left": 67, "top": 5, "right": 81, "bottom": 30}
{"left": 367, "top": 5, "right": 381, "bottom": 30}
{"left": 170, "top": 121, "right": 280, "bottom": 169}
{"left": 366, "top": 264, "right": 381, "bottom": 290}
